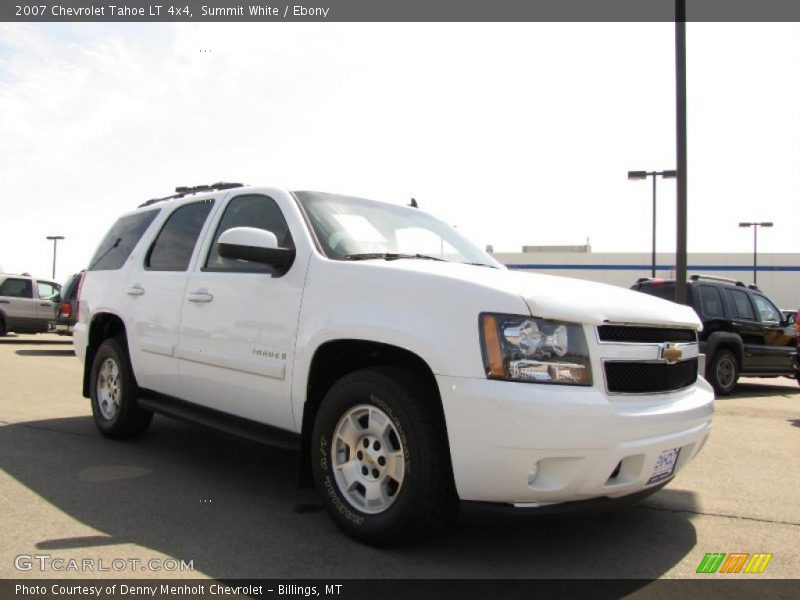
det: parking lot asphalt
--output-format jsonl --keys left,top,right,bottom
{"left": 0, "top": 334, "right": 798, "bottom": 581}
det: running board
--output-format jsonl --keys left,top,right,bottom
{"left": 137, "top": 391, "right": 301, "bottom": 452}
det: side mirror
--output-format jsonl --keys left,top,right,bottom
{"left": 217, "top": 227, "right": 295, "bottom": 274}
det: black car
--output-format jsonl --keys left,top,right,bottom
{"left": 50, "top": 271, "right": 84, "bottom": 336}
{"left": 631, "top": 274, "right": 799, "bottom": 395}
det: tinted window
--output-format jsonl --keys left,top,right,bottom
{"left": 205, "top": 194, "right": 294, "bottom": 273}
{"left": 147, "top": 200, "right": 215, "bottom": 271}
{"left": 89, "top": 210, "right": 160, "bottom": 271}
{"left": 637, "top": 282, "right": 675, "bottom": 301}
{"left": 752, "top": 294, "right": 781, "bottom": 323}
{"left": 62, "top": 273, "right": 83, "bottom": 301}
{"left": 698, "top": 285, "right": 724, "bottom": 318}
{"left": 725, "top": 289, "right": 756, "bottom": 320}
{"left": 0, "top": 278, "right": 33, "bottom": 298}
{"left": 36, "top": 282, "right": 60, "bottom": 301}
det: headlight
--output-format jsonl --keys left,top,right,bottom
{"left": 480, "top": 313, "right": 592, "bottom": 386}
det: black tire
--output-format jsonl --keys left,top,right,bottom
{"left": 312, "top": 367, "right": 457, "bottom": 546}
{"left": 89, "top": 337, "right": 152, "bottom": 439}
{"left": 0, "top": 316, "right": 6, "bottom": 336}
{"left": 707, "top": 349, "right": 739, "bottom": 396}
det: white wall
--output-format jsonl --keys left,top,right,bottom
{"left": 494, "top": 252, "right": 800, "bottom": 309}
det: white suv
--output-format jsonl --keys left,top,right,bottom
{"left": 74, "top": 183, "right": 714, "bottom": 546}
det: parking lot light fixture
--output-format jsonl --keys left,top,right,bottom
{"left": 46, "top": 235, "right": 64, "bottom": 280}
{"left": 738, "top": 222, "right": 773, "bottom": 286}
{"left": 627, "top": 170, "right": 678, "bottom": 278}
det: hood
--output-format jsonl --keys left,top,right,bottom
{"left": 371, "top": 260, "right": 701, "bottom": 329}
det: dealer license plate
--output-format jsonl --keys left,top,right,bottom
{"left": 648, "top": 448, "right": 681, "bottom": 485}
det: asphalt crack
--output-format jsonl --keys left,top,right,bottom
{"left": 638, "top": 504, "right": 800, "bottom": 527}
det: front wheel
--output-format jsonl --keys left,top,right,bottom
{"left": 90, "top": 337, "right": 152, "bottom": 438}
{"left": 707, "top": 349, "right": 739, "bottom": 396}
{"left": 312, "top": 367, "right": 457, "bottom": 546}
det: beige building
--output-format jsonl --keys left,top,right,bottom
{"left": 493, "top": 249, "right": 800, "bottom": 309}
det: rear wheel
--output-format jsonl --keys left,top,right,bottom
{"left": 0, "top": 316, "right": 6, "bottom": 336}
{"left": 707, "top": 349, "right": 739, "bottom": 396}
{"left": 312, "top": 367, "right": 457, "bottom": 546}
{"left": 90, "top": 337, "right": 152, "bottom": 438}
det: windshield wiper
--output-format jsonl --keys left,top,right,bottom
{"left": 463, "top": 261, "right": 499, "bottom": 268}
{"left": 344, "top": 253, "right": 448, "bottom": 262}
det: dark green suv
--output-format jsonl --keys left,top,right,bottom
{"left": 631, "top": 274, "right": 799, "bottom": 395}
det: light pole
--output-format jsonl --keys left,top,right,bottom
{"left": 738, "top": 222, "right": 772, "bottom": 286}
{"left": 627, "top": 170, "right": 677, "bottom": 277}
{"left": 46, "top": 235, "right": 64, "bottom": 280}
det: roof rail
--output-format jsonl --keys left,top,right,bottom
{"left": 689, "top": 274, "right": 745, "bottom": 287}
{"left": 138, "top": 182, "right": 244, "bottom": 208}
{"left": 747, "top": 283, "right": 761, "bottom": 291}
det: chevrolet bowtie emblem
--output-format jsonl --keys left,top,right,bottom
{"left": 661, "top": 343, "right": 683, "bottom": 364}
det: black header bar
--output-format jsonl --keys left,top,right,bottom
{"left": 3, "top": 0, "right": 800, "bottom": 23}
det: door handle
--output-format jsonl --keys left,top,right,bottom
{"left": 187, "top": 292, "right": 214, "bottom": 303}
{"left": 0, "top": 300, "right": 9, "bottom": 304}
{"left": 126, "top": 286, "right": 145, "bottom": 296}
{"left": 40, "top": 303, "right": 52, "bottom": 307}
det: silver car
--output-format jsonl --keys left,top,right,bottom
{"left": 0, "top": 273, "right": 61, "bottom": 336}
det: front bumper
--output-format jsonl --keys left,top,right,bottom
{"left": 437, "top": 375, "right": 714, "bottom": 505}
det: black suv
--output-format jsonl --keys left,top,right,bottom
{"left": 631, "top": 274, "right": 799, "bottom": 395}
{"left": 50, "top": 271, "right": 84, "bottom": 336}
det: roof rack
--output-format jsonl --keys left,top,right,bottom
{"left": 689, "top": 274, "right": 745, "bottom": 287}
{"left": 138, "top": 182, "right": 244, "bottom": 208}
{"left": 747, "top": 283, "right": 761, "bottom": 291}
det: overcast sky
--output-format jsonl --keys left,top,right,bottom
{"left": 0, "top": 22, "right": 798, "bottom": 281}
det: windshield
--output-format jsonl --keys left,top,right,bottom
{"left": 293, "top": 191, "right": 499, "bottom": 267}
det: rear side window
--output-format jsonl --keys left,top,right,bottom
{"left": 36, "top": 282, "right": 60, "bottom": 301}
{"left": 697, "top": 285, "right": 724, "bottom": 318}
{"left": 0, "top": 278, "right": 33, "bottom": 298}
{"left": 725, "top": 288, "right": 756, "bottom": 320}
{"left": 146, "top": 200, "right": 215, "bottom": 271}
{"left": 752, "top": 294, "right": 781, "bottom": 323}
{"left": 204, "top": 194, "right": 294, "bottom": 273}
{"left": 637, "top": 283, "right": 675, "bottom": 301}
{"left": 62, "top": 274, "right": 82, "bottom": 301}
{"left": 89, "top": 209, "right": 160, "bottom": 271}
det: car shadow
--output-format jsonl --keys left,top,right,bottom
{"left": 15, "top": 349, "right": 75, "bottom": 357}
{"left": 722, "top": 381, "right": 800, "bottom": 399}
{"left": 0, "top": 336, "right": 72, "bottom": 345}
{"left": 0, "top": 415, "right": 699, "bottom": 580}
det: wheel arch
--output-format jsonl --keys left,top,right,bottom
{"left": 704, "top": 331, "right": 744, "bottom": 368}
{"left": 82, "top": 312, "right": 128, "bottom": 398}
{"left": 298, "top": 339, "right": 449, "bottom": 487}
